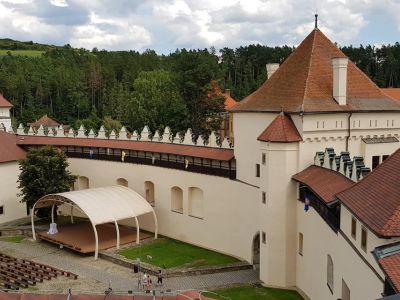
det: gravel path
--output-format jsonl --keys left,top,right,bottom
{"left": 0, "top": 239, "right": 259, "bottom": 294}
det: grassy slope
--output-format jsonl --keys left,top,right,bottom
{"left": 118, "top": 238, "right": 239, "bottom": 269}
{"left": 204, "top": 285, "right": 304, "bottom": 300}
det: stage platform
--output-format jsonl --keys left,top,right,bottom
{"left": 37, "top": 222, "right": 152, "bottom": 253}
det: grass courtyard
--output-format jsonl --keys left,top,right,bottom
{"left": 203, "top": 285, "right": 304, "bottom": 300}
{"left": 118, "top": 238, "right": 240, "bottom": 269}
{"left": 0, "top": 235, "right": 25, "bottom": 243}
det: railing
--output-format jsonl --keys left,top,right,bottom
{"left": 38, "top": 146, "right": 236, "bottom": 179}
{"left": 299, "top": 186, "right": 340, "bottom": 232}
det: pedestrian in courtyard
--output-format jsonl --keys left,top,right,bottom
{"left": 142, "top": 272, "right": 148, "bottom": 290}
{"left": 157, "top": 269, "right": 163, "bottom": 286}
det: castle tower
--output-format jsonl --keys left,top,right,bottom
{"left": 0, "top": 94, "right": 13, "bottom": 131}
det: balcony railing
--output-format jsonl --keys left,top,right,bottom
{"left": 25, "top": 145, "right": 236, "bottom": 180}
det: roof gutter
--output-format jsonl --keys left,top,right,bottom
{"left": 346, "top": 112, "right": 352, "bottom": 151}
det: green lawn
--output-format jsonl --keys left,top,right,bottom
{"left": 0, "top": 235, "right": 25, "bottom": 243}
{"left": 0, "top": 49, "right": 44, "bottom": 57}
{"left": 118, "top": 238, "right": 240, "bottom": 269}
{"left": 203, "top": 285, "right": 304, "bottom": 300}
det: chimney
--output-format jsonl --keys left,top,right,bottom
{"left": 332, "top": 57, "right": 348, "bottom": 105}
{"left": 266, "top": 63, "right": 279, "bottom": 79}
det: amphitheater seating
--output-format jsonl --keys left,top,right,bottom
{"left": 0, "top": 253, "right": 77, "bottom": 290}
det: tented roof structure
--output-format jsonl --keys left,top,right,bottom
{"left": 32, "top": 186, "right": 158, "bottom": 258}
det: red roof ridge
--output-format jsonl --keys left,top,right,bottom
{"left": 257, "top": 113, "right": 302, "bottom": 142}
{"left": 0, "top": 94, "right": 13, "bottom": 108}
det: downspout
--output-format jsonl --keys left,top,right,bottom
{"left": 346, "top": 112, "right": 352, "bottom": 151}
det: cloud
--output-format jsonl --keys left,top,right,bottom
{"left": 0, "top": 0, "right": 399, "bottom": 52}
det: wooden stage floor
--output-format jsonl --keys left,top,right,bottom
{"left": 37, "top": 222, "right": 152, "bottom": 253}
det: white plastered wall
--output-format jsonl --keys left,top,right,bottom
{"left": 296, "top": 201, "right": 384, "bottom": 300}
{"left": 67, "top": 158, "right": 259, "bottom": 262}
{"left": 233, "top": 112, "right": 278, "bottom": 186}
{"left": 0, "top": 161, "right": 27, "bottom": 224}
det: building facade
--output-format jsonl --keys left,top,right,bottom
{"left": 1, "top": 27, "right": 400, "bottom": 299}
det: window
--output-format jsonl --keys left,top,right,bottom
{"left": 256, "top": 164, "right": 260, "bottom": 177}
{"left": 171, "top": 186, "right": 183, "bottom": 213}
{"left": 351, "top": 217, "right": 356, "bottom": 239}
{"left": 298, "top": 233, "right": 303, "bottom": 255}
{"left": 262, "top": 153, "right": 266, "bottom": 165}
{"left": 262, "top": 192, "right": 266, "bottom": 204}
{"left": 0, "top": 206, "right": 3, "bottom": 215}
{"left": 361, "top": 227, "right": 367, "bottom": 251}
{"left": 372, "top": 156, "right": 380, "bottom": 169}
{"left": 327, "top": 254, "right": 334, "bottom": 293}
{"left": 116, "top": 178, "right": 128, "bottom": 187}
{"left": 383, "top": 155, "right": 389, "bottom": 161}
{"left": 77, "top": 176, "right": 89, "bottom": 190}
{"left": 144, "top": 181, "right": 155, "bottom": 206}
{"left": 261, "top": 231, "right": 266, "bottom": 244}
{"left": 189, "top": 187, "right": 204, "bottom": 219}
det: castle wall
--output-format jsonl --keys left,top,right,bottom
{"left": 0, "top": 161, "right": 26, "bottom": 224}
{"left": 66, "top": 158, "right": 259, "bottom": 262}
{"left": 296, "top": 201, "right": 383, "bottom": 300}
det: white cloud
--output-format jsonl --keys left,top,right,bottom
{"left": 0, "top": 0, "right": 399, "bottom": 52}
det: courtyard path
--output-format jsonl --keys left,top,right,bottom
{"left": 0, "top": 240, "right": 259, "bottom": 294}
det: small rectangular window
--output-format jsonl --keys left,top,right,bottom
{"left": 262, "top": 231, "right": 266, "bottom": 244}
{"left": 298, "top": 233, "right": 303, "bottom": 256}
{"left": 358, "top": 120, "right": 361, "bottom": 127}
{"left": 262, "top": 153, "right": 266, "bottom": 165}
{"left": 351, "top": 217, "right": 356, "bottom": 239}
{"left": 256, "top": 164, "right": 260, "bottom": 177}
{"left": 392, "top": 120, "right": 395, "bottom": 126}
{"left": 262, "top": 191, "right": 266, "bottom": 204}
{"left": 375, "top": 120, "right": 378, "bottom": 127}
{"left": 317, "top": 121, "right": 319, "bottom": 128}
{"left": 372, "top": 156, "right": 380, "bottom": 169}
{"left": 0, "top": 206, "right": 3, "bottom": 215}
{"left": 383, "top": 155, "right": 389, "bottom": 161}
{"left": 361, "top": 227, "right": 367, "bottom": 251}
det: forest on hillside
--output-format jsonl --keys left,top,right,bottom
{"left": 0, "top": 40, "right": 400, "bottom": 136}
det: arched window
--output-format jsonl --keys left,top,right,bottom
{"left": 188, "top": 187, "right": 204, "bottom": 219}
{"left": 327, "top": 254, "right": 334, "bottom": 292}
{"left": 77, "top": 176, "right": 89, "bottom": 190}
{"left": 144, "top": 181, "right": 155, "bottom": 206}
{"left": 116, "top": 178, "right": 128, "bottom": 187}
{"left": 171, "top": 186, "right": 183, "bottom": 213}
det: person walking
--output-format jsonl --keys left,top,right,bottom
{"left": 157, "top": 269, "right": 163, "bottom": 286}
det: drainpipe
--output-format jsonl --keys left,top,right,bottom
{"left": 346, "top": 112, "right": 352, "bottom": 151}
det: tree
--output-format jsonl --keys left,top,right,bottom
{"left": 17, "top": 146, "right": 77, "bottom": 217}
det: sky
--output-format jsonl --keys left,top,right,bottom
{"left": 0, "top": 0, "right": 399, "bottom": 53}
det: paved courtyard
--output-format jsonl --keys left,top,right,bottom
{"left": 0, "top": 239, "right": 259, "bottom": 294}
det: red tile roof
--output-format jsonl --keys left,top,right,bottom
{"left": 257, "top": 113, "right": 302, "bottom": 142}
{"left": 379, "top": 253, "right": 400, "bottom": 292}
{"left": 28, "top": 115, "right": 60, "bottom": 128}
{"left": 16, "top": 136, "right": 234, "bottom": 161}
{"left": 232, "top": 29, "right": 400, "bottom": 113}
{"left": 337, "top": 148, "right": 400, "bottom": 237}
{"left": 223, "top": 92, "right": 238, "bottom": 110}
{"left": 292, "top": 165, "right": 354, "bottom": 204}
{"left": 381, "top": 88, "right": 400, "bottom": 101}
{"left": 0, "top": 132, "right": 26, "bottom": 163}
{"left": 0, "top": 94, "right": 13, "bottom": 108}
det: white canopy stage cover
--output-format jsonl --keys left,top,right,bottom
{"left": 31, "top": 185, "right": 158, "bottom": 259}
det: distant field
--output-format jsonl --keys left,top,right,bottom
{"left": 0, "top": 49, "right": 44, "bottom": 57}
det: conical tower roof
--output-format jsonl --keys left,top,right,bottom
{"left": 232, "top": 29, "right": 400, "bottom": 113}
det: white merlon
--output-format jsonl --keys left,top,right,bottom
{"left": 88, "top": 129, "right": 95, "bottom": 139}
{"left": 76, "top": 125, "right": 86, "bottom": 138}
{"left": 97, "top": 126, "right": 106, "bottom": 139}
{"left": 17, "top": 124, "right": 25, "bottom": 135}
{"left": 332, "top": 57, "right": 348, "bottom": 106}
{"left": 182, "top": 129, "right": 193, "bottom": 145}
{"left": 109, "top": 130, "right": 116, "bottom": 140}
{"left": 152, "top": 130, "right": 161, "bottom": 142}
{"left": 140, "top": 126, "right": 151, "bottom": 141}
{"left": 119, "top": 127, "right": 129, "bottom": 140}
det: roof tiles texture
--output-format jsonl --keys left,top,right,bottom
{"left": 223, "top": 92, "right": 238, "bottom": 110}
{"left": 232, "top": 29, "right": 400, "bottom": 113}
{"left": 379, "top": 253, "right": 400, "bottom": 292}
{"left": 257, "top": 113, "right": 302, "bottom": 142}
{"left": 337, "top": 148, "right": 400, "bottom": 237}
{"left": 292, "top": 165, "right": 354, "bottom": 204}
{"left": 0, "top": 131, "right": 26, "bottom": 163}
{"left": 381, "top": 88, "right": 400, "bottom": 101}
{"left": 0, "top": 94, "right": 13, "bottom": 108}
{"left": 16, "top": 136, "right": 234, "bottom": 161}
{"left": 29, "top": 115, "right": 60, "bottom": 128}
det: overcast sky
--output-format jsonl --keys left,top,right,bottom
{"left": 0, "top": 0, "right": 399, "bottom": 53}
